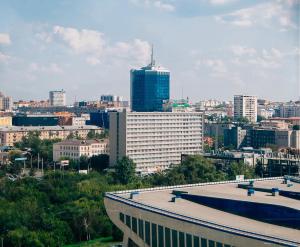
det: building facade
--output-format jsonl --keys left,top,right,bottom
{"left": 130, "top": 55, "right": 170, "bottom": 112}
{"left": 49, "top": 90, "right": 66, "bottom": 106}
{"left": 0, "top": 125, "right": 102, "bottom": 146}
{"left": 278, "top": 103, "right": 300, "bottom": 118}
{"left": 0, "top": 92, "right": 12, "bottom": 111}
{"left": 234, "top": 95, "right": 257, "bottom": 123}
{"left": 0, "top": 116, "right": 12, "bottom": 127}
{"left": 53, "top": 139, "right": 109, "bottom": 161}
{"left": 109, "top": 111, "right": 204, "bottom": 174}
{"left": 224, "top": 126, "right": 247, "bottom": 149}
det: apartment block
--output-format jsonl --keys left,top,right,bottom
{"left": 53, "top": 139, "right": 109, "bottom": 161}
{"left": 234, "top": 95, "right": 257, "bottom": 123}
{"left": 109, "top": 111, "right": 203, "bottom": 174}
{"left": 0, "top": 125, "right": 102, "bottom": 146}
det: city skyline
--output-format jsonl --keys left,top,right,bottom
{"left": 0, "top": 0, "right": 299, "bottom": 102}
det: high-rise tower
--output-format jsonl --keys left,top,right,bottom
{"left": 130, "top": 47, "right": 170, "bottom": 112}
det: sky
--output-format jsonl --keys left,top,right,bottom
{"left": 0, "top": 0, "right": 299, "bottom": 103}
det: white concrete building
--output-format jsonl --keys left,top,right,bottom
{"left": 109, "top": 111, "right": 204, "bottom": 174}
{"left": 49, "top": 90, "right": 66, "bottom": 106}
{"left": 53, "top": 139, "right": 109, "bottom": 161}
{"left": 234, "top": 95, "right": 257, "bottom": 123}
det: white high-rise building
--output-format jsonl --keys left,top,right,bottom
{"left": 49, "top": 90, "right": 66, "bottom": 106}
{"left": 109, "top": 111, "right": 204, "bottom": 174}
{"left": 0, "top": 92, "right": 12, "bottom": 111}
{"left": 234, "top": 95, "right": 257, "bottom": 123}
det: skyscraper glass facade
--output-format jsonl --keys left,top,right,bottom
{"left": 130, "top": 65, "right": 170, "bottom": 112}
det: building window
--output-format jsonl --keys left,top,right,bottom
{"left": 193, "top": 236, "right": 200, "bottom": 247}
{"left": 151, "top": 223, "right": 157, "bottom": 247}
{"left": 158, "top": 225, "right": 164, "bottom": 247}
{"left": 126, "top": 215, "right": 131, "bottom": 229}
{"left": 216, "top": 243, "right": 223, "bottom": 247}
{"left": 132, "top": 217, "right": 137, "bottom": 234}
{"left": 145, "top": 221, "right": 151, "bottom": 245}
{"left": 165, "top": 227, "right": 171, "bottom": 247}
{"left": 201, "top": 238, "right": 208, "bottom": 247}
{"left": 209, "top": 240, "right": 215, "bottom": 247}
{"left": 119, "top": 213, "right": 124, "bottom": 223}
{"left": 179, "top": 232, "right": 185, "bottom": 247}
{"left": 171, "top": 230, "right": 178, "bottom": 247}
{"left": 138, "top": 219, "right": 144, "bottom": 240}
{"left": 186, "top": 234, "right": 192, "bottom": 247}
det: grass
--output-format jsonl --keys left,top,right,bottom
{"left": 64, "top": 236, "right": 120, "bottom": 247}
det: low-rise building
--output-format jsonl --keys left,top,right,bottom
{"left": 0, "top": 116, "right": 12, "bottom": 127}
{"left": 0, "top": 125, "right": 102, "bottom": 146}
{"left": 53, "top": 139, "right": 109, "bottom": 161}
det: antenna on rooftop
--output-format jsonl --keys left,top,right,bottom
{"left": 150, "top": 44, "right": 155, "bottom": 66}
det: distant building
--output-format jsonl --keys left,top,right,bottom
{"left": 53, "top": 139, "right": 109, "bottom": 161}
{"left": 130, "top": 48, "right": 170, "bottom": 112}
{"left": 163, "top": 99, "right": 194, "bottom": 112}
{"left": 49, "top": 90, "right": 66, "bottom": 106}
{"left": 0, "top": 92, "right": 12, "bottom": 111}
{"left": 0, "top": 125, "right": 102, "bottom": 146}
{"left": 224, "top": 126, "right": 247, "bottom": 149}
{"left": 109, "top": 111, "right": 204, "bottom": 174}
{"left": 12, "top": 115, "right": 60, "bottom": 126}
{"left": 234, "top": 95, "right": 257, "bottom": 123}
{"left": 0, "top": 116, "right": 12, "bottom": 127}
{"left": 100, "top": 95, "right": 123, "bottom": 103}
{"left": 278, "top": 103, "right": 300, "bottom": 118}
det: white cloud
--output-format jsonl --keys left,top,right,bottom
{"left": 230, "top": 45, "right": 256, "bottom": 56}
{"left": 29, "top": 62, "right": 63, "bottom": 74}
{"left": 0, "top": 33, "right": 11, "bottom": 45}
{"left": 196, "top": 58, "right": 227, "bottom": 73}
{"left": 230, "top": 47, "right": 284, "bottom": 69}
{"left": 208, "top": 0, "right": 237, "bottom": 5}
{"left": 215, "top": 1, "right": 296, "bottom": 29}
{"left": 51, "top": 26, "right": 151, "bottom": 66}
{"left": 130, "top": 0, "right": 175, "bottom": 12}
{"left": 0, "top": 52, "right": 11, "bottom": 63}
{"left": 53, "top": 26, "right": 105, "bottom": 55}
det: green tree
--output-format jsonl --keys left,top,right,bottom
{"left": 115, "top": 157, "right": 136, "bottom": 184}
{"left": 227, "top": 161, "right": 255, "bottom": 180}
{"left": 90, "top": 154, "right": 109, "bottom": 172}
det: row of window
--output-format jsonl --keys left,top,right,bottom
{"left": 119, "top": 213, "right": 233, "bottom": 247}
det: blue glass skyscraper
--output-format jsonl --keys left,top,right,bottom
{"left": 130, "top": 49, "right": 170, "bottom": 112}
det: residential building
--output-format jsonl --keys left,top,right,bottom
{"left": 234, "top": 95, "right": 257, "bottom": 123}
{"left": 0, "top": 125, "right": 102, "bottom": 146}
{"left": 104, "top": 177, "right": 300, "bottom": 247}
{"left": 0, "top": 92, "right": 12, "bottom": 111}
{"left": 0, "top": 116, "right": 12, "bottom": 127}
{"left": 278, "top": 103, "right": 300, "bottom": 118}
{"left": 49, "top": 90, "right": 66, "bottom": 106}
{"left": 109, "top": 111, "right": 203, "bottom": 174}
{"left": 53, "top": 139, "right": 109, "bottom": 161}
{"left": 130, "top": 49, "right": 170, "bottom": 112}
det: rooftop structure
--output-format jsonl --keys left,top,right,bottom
{"left": 105, "top": 177, "right": 300, "bottom": 247}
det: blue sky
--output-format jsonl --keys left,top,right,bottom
{"left": 0, "top": 0, "right": 299, "bottom": 103}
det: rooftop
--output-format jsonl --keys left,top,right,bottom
{"left": 54, "top": 139, "right": 108, "bottom": 146}
{"left": 106, "top": 177, "right": 300, "bottom": 246}
{"left": 0, "top": 125, "right": 101, "bottom": 132}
